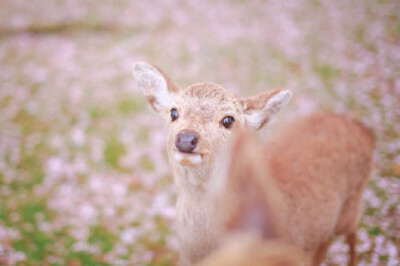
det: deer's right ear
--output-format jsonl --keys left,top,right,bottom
{"left": 132, "top": 62, "right": 180, "bottom": 113}
{"left": 239, "top": 89, "right": 292, "bottom": 130}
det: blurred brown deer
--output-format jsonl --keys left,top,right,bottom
{"left": 204, "top": 114, "right": 374, "bottom": 265}
{"left": 198, "top": 130, "right": 306, "bottom": 266}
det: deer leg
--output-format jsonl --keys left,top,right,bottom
{"left": 312, "top": 239, "right": 332, "bottom": 266}
{"left": 346, "top": 231, "right": 358, "bottom": 266}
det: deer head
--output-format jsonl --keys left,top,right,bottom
{"left": 132, "top": 62, "right": 292, "bottom": 186}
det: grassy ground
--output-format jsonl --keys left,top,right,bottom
{"left": 0, "top": 0, "right": 399, "bottom": 265}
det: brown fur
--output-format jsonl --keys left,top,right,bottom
{"left": 213, "top": 113, "right": 374, "bottom": 265}
{"left": 199, "top": 130, "right": 306, "bottom": 266}
{"left": 267, "top": 113, "right": 374, "bottom": 265}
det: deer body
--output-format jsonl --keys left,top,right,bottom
{"left": 264, "top": 113, "right": 374, "bottom": 264}
{"left": 132, "top": 62, "right": 374, "bottom": 265}
{"left": 210, "top": 113, "right": 374, "bottom": 266}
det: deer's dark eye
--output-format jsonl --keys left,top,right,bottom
{"left": 171, "top": 108, "right": 179, "bottom": 122}
{"left": 221, "top": 116, "right": 235, "bottom": 129}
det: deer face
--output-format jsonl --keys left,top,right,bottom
{"left": 167, "top": 83, "right": 245, "bottom": 168}
{"left": 132, "top": 62, "right": 291, "bottom": 170}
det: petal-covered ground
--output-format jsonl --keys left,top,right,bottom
{"left": 0, "top": 0, "right": 399, "bottom": 265}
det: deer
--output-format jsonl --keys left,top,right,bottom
{"left": 132, "top": 62, "right": 375, "bottom": 265}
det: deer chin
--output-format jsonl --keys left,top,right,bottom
{"left": 174, "top": 151, "right": 203, "bottom": 166}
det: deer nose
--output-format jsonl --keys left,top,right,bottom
{"left": 175, "top": 129, "right": 199, "bottom": 153}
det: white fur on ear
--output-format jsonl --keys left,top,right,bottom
{"left": 132, "top": 62, "right": 172, "bottom": 112}
{"left": 244, "top": 90, "right": 292, "bottom": 129}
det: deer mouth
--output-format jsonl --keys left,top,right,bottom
{"left": 174, "top": 150, "right": 203, "bottom": 166}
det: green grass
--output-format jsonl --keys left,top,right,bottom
{"left": 118, "top": 98, "right": 145, "bottom": 115}
{"left": 88, "top": 225, "right": 118, "bottom": 253}
{"left": 367, "top": 226, "right": 381, "bottom": 236}
{"left": 139, "top": 156, "right": 154, "bottom": 171}
{"left": 104, "top": 136, "right": 126, "bottom": 169}
{"left": 67, "top": 251, "right": 108, "bottom": 266}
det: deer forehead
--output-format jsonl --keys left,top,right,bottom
{"left": 174, "top": 83, "right": 243, "bottom": 120}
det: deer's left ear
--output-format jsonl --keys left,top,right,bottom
{"left": 239, "top": 89, "right": 292, "bottom": 130}
{"left": 132, "top": 62, "right": 181, "bottom": 113}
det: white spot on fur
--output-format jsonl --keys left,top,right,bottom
{"left": 244, "top": 90, "right": 292, "bottom": 129}
{"left": 132, "top": 62, "right": 172, "bottom": 112}
{"left": 174, "top": 151, "right": 202, "bottom": 166}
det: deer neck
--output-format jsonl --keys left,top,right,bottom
{"left": 172, "top": 162, "right": 214, "bottom": 194}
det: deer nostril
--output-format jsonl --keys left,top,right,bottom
{"left": 175, "top": 129, "right": 200, "bottom": 153}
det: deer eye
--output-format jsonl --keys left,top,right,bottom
{"left": 171, "top": 108, "right": 179, "bottom": 122}
{"left": 221, "top": 116, "right": 235, "bottom": 129}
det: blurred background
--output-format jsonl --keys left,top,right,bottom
{"left": 0, "top": 0, "right": 399, "bottom": 265}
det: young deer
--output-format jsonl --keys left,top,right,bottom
{"left": 132, "top": 62, "right": 374, "bottom": 265}
{"left": 132, "top": 62, "right": 292, "bottom": 264}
